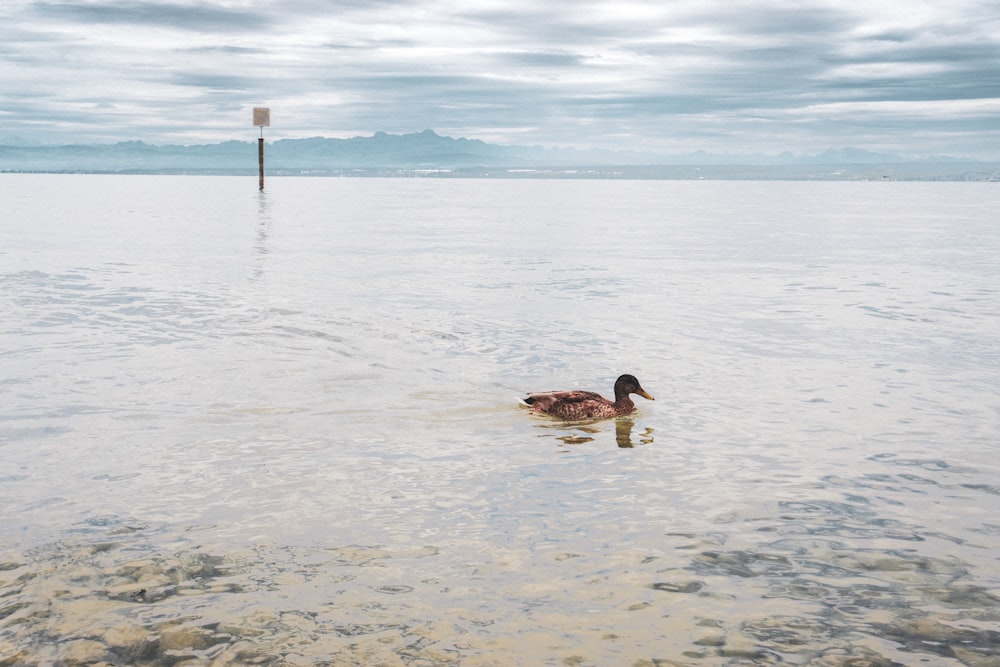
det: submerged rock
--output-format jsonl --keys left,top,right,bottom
{"left": 59, "top": 639, "right": 108, "bottom": 666}
{"left": 158, "top": 624, "right": 217, "bottom": 652}
{"left": 104, "top": 624, "right": 158, "bottom": 661}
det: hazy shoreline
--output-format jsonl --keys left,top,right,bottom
{"left": 3, "top": 163, "right": 998, "bottom": 180}
{"left": 3, "top": 131, "right": 997, "bottom": 180}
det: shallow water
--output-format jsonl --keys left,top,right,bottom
{"left": 1, "top": 174, "right": 999, "bottom": 665}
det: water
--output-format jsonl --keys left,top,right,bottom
{"left": 1, "top": 174, "right": 999, "bottom": 665}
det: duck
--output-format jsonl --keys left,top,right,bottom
{"left": 522, "top": 374, "right": 654, "bottom": 421}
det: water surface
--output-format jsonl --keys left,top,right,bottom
{"left": 2, "top": 175, "right": 999, "bottom": 665}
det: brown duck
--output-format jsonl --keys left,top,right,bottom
{"left": 523, "top": 374, "right": 654, "bottom": 421}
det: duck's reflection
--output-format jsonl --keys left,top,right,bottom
{"left": 535, "top": 418, "right": 654, "bottom": 448}
{"left": 615, "top": 418, "right": 655, "bottom": 448}
{"left": 554, "top": 424, "right": 600, "bottom": 445}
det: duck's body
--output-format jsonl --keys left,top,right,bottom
{"left": 523, "top": 374, "right": 654, "bottom": 421}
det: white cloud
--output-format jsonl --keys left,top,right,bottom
{"left": 1, "top": 0, "right": 998, "bottom": 158}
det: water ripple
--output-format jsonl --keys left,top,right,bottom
{"left": 3, "top": 177, "right": 999, "bottom": 665}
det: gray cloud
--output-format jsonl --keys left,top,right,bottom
{"left": 33, "top": 1, "right": 270, "bottom": 31}
{"left": 1, "top": 0, "right": 998, "bottom": 157}
{"left": 171, "top": 73, "right": 258, "bottom": 92}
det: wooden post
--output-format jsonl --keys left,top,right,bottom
{"left": 258, "top": 136, "right": 265, "bottom": 191}
{"left": 253, "top": 107, "right": 270, "bottom": 191}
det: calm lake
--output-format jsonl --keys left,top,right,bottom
{"left": 2, "top": 174, "right": 999, "bottom": 665}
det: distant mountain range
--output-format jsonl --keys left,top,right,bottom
{"left": 1, "top": 130, "right": 996, "bottom": 180}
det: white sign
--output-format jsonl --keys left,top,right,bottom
{"left": 253, "top": 108, "right": 270, "bottom": 127}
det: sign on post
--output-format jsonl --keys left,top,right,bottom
{"left": 253, "top": 108, "right": 270, "bottom": 128}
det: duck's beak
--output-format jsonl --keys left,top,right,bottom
{"left": 637, "top": 388, "right": 655, "bottom": 401}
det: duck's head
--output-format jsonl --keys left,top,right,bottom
{"left": 615, "top": 374, "right": 655, "bottom": 401}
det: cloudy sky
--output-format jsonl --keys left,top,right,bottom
{"left": 3, "top": 0, "right": 999, "bottom": 158}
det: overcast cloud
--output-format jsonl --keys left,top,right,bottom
{"left": 2, "top": 0, "right": 999, "bottom": 157}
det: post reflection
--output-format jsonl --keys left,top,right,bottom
{"left": 252, "top": 190, "right": 272, "bottom": 282}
